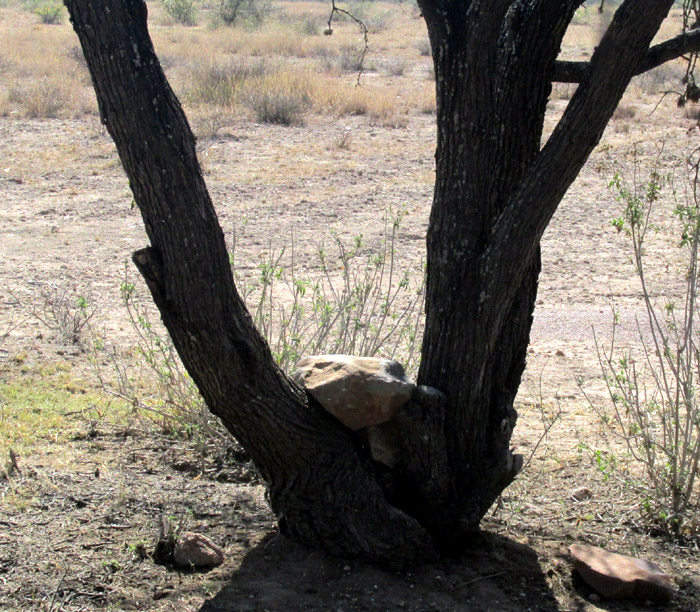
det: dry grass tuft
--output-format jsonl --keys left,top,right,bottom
{"left": 245, "top": 74, "right": 312, "bottom": 126}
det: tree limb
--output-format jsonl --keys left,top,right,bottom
{"left": 554, "top": 28, "right": 700, "bottom": 83}
{"left": 481, "top": 0, "right": 675, "bottom": 346}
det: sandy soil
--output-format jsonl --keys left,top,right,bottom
{"left": 1, "top": 3, "right": 700, "bottom": 611}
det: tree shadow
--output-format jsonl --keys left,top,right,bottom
{"left": 198, "top": 529, "right": 561, "bottom": 612}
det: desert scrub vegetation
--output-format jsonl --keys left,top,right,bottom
{"left": 214, "top": 0, "right": 274, "bottom": 28}
{"left": 0, "top": 0, "right": 432, "bottom": 123}
{"left": 160, "top": 0, "right": 197, "bottom": 26}
{"left": 89, "top": 214, "right": 425, "bottom": 451}
{"left": 31, "top": 1, "right": 64, "bottom": 24}
{"left": 0, "top": 12, "right": 96, "bottom": 117}
{"left": 581, "top": 150, "right": 700, "bottom": 536}
{"left": 180, "top": 57, "right": 409, "bottom": 125}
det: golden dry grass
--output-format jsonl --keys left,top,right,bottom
{"left": 0, "top": 0, "right": 692, "bottom": 127}
{"left": 0, "top": 0, "right": 433, "bottom": 125}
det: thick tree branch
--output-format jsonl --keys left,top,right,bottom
{"left": 554, "top": 28, "right": 700, "bottom": 83}
{"left": 481, "top": 0, "right": 674, "bottom": 345}
{"left": 63, "top": 0, "right": 438, "bottom": 565}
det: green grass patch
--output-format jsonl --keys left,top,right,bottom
{"left": 0, "top": 362, "right": 124, "bottom": 451}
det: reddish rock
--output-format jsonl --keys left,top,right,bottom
{"left": 174, "top": 532, "right": 224, "bottom": 568}
{"left": 570, "top": 544, "right": 675, "bottom": 603}
{"left": 292, "top": 355, "right": 415, "bottom": 430}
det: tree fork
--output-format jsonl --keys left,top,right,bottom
{"left": 64, "top": 0, "right": 440, "bottom": 565}
{"left": 64, "top": 0, "right": 686, "bottom": 565}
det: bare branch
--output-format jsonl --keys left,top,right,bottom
{"left": 553, "top": 28, "right": 700, "bottom": 83}
{"left": 326, "top": 0, "right": 369, "bottom": 85}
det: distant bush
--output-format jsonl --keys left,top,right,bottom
{"left": 340, "top": 47, "right": 364, "bottom": 73}
{"left": 386, "top": 58, "right": 408, "bottom": 77}
{"left": 294, "top": 13, "right": 324, "bottom": 36}
{"left": 216, "top": 0, "right": 273, "bottom": 28}
{"left": 186, "top": 60, "right": 266, "bottom": 107}
{"left": 248, "top": 88, "right": 308, "bottom": 125}
{"left": 416, "top": 38, "right": 431, "bottom": 57}
{"left": 33, "top": 1, "right": 64, "bottom": 24}
{"left": 8, "top": 78, "right": 68, "bottom": 118}
{"left": 161, "top": 0, "right": 197, "bottom": 26}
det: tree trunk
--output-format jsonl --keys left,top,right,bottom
{"left": 64, "top": 0, "right": 676, "bottom": 563}
{"left": 388, "top": 0, "right": 674, "bottom": 544}
{"left": 64, "top": 0, "right": 436, "bottom": 565}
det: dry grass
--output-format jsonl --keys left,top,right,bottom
{"left": 0, "top": 0, "right": 690, "bottom": 124}
{"left": 0, "top": 0, "right": 432, "bottom": 126}
{"left": 0, "top": 8, "right": 97, "bottom": 117}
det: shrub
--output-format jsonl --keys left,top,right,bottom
{"left": 416, "top": 38, "right": 432, "bottom": 57}
{"left": 612, "top": 104, "right": 636, "bottom": 120}
{"left": 248, "top": 89, "right": 308, "bottom": 125}
{"left": 242, "top": 70, "right": 313, "bottom": 125}
{"left": 186, "top": 60, "right": 265, "bottom": 107}
{"left": 93, "top": 217, "right": 424, "bottom": 452}
{"left": 11, "top": 281, "right": 96, "bottom": 346}
{"left": 216, "top": 0, "right": 273, "bottom": 28}
{"left": 295, "top": 13, "right": 324, "bottom": 36}
{"left": 229, "top": 210, "right": 425, "bottom": 373}
{"left": 33, "top": 1, "right": 64, "bottom": 24}
{"left": 582, "top": 152, "right": 700, "bottom": 536}
{"left": 386, "top": 58, "right": 408, "bottom": 77}
{"left": 340, "top": 46, "right": 365, "bottom": 73}
{"left": 8, "top": 78, "right": 68, "bottom": 118}
{"left": 161, "top": 0, "right": 197, "bottom": 26}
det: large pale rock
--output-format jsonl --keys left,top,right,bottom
{"left": 570, "top": 544, "right": 675, "bottom": 603}
{"left": 292, "top": 355, "right": 416, "bottom": 430}
{"left": 174, "top": 532, "right": 224, "bottom": 568}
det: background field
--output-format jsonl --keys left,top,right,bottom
{"left": 0, "top": 2, "right": 699, "bottom": 611}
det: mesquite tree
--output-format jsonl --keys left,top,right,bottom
{"left": 63, "top": 0, "right": 700, "bottom": 564}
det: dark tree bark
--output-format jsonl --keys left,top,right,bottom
{"left": 64, "top": 0, "right": 680, "bottom": 563}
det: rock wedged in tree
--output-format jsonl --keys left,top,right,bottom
{"left": 292, "top": 355, "right": 416, "bottom": 431}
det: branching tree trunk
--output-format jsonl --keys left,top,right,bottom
{"left": 63, "top": 0, "right": 696, "bottom": 564}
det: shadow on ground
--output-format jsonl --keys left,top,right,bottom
{"left": 198, "top": 530, "right": 560, "bottom": 612}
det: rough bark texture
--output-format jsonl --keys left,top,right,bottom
{"left": 554, "top": 28, "right": 700, "bottom": 83}
{"left": 64, "top": 0, "right": 436, "bottom": 566}
{"left": 64, "top": 0, "right": 677, "bottom": 563}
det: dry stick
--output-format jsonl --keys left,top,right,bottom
{"left": 452, "top": 571, "right": 508, "bottom": 591}
{"left": 327, "top": 0, "right": 369, "bottom": 85}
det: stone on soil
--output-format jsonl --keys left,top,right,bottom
{"left": 292, "top": 355, "right": 416, "bottom": 430}
{"left": 569, "top": 544, "right": 675, "bottom": 603}
{"left": 570, "top": 486, "right": 593, "bottom": 501}
{"left": 174, "top": 532, "right": 224, "bottom": 568}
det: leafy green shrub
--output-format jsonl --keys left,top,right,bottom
{"left": 161, "top": 0, "right": 197, "bottom": 26}
{"left": 582, "top": 152, "right": 700, "bottom": 536}
{"left": 94, "top": 216, "right": 424, "bottom": 452}
{"left": 229, "top": 210, "right": 425, "bottom": 373}
{"left": 216, "top": 0, "right": 273, "bottom": 28}
{"left": 33, "top": 1, "right": 64, "bottom": 24}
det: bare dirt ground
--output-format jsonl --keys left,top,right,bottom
{"left": 1, "top": 2, "right": 700, "bottom": 611}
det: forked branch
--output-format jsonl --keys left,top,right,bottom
{"left": 554, "top": 28, "right": 700, "bottom": 83}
